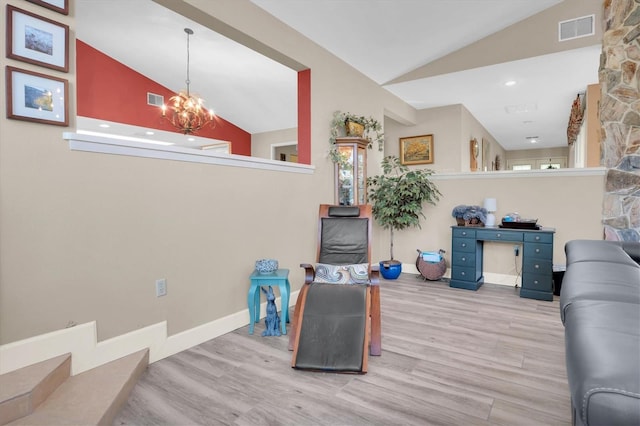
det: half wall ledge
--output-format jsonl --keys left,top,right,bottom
{"left": 62, "top": 132, "right": 315, "bottom": 174}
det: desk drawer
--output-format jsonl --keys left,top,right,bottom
{"left": 452, "top": 238, "right": 475, "bottom": 253}
{"left": 522, "top": 273, "right": 552, "bottom": 292}
{"left": 453, "top": 228, "right": 476, "bottom": 239}
{"left": 524, "top": 232, "right": 553, "bottom": 244}
{"left": 452, "top": 251, "right": 475, "bottom": 267}
{"left": 524, "top": 243, "right": 553, "bottom": 259}
{"left": 451, "top": 266, "right": 476, "bottom": 281}
{"left": 476, "top": 229, "right": 523, "bottom": 242}
{"left": 523, "top": 258, "right": 552, "bottom": 275}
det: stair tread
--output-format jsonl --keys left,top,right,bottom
{"left": 0, "top": 354, "right": 71, "bottom": 402}
{"left": 8, "top": 349, "right": 148, "bottom": 426}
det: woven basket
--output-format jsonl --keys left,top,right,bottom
{"left": 416, "top": 256, "right": 446, "bottom": 281}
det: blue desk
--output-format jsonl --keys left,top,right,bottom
{"left": 450, "top": 226, "right": 555, "bottom": 301}
{"left": 248, "top": 269, "right": 290, "bottom": 334}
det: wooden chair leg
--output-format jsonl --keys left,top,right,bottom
{"left": 288, "top": 285, "right": 308, "bottom": 351}
{"left": 370, "top": 284, "right": 381, "bottom": 356}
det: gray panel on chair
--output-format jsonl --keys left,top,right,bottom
{"left": 294, "top": 283, "right": 367, "bottom": 372}
{"left": 319, "top": 218, "right": 368, "bottom": 265}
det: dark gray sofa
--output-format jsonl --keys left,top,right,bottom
{"left": 560, "top": 240, "right": 640, "bottom": 426}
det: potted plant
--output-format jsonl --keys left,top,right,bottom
{"left": 367, "top": 155, "right": 441, "bottom": 279}
{"left": 329, "top": 111, "right": 384, "bottom": 164}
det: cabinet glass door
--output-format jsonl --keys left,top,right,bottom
{"left": 335, "top": 138, "right": 368, "bottom": 205}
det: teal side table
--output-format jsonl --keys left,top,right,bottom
{"left": 248, "top": 268, "right": 290, "bottom": 335}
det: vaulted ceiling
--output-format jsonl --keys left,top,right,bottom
{"left": 76, "top": 0, "right": 601, "bottom": 151}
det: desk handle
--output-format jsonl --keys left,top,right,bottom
{"left": 461, "top": 257, "right": 466, "bottom": 262}
{"left": 496, "top": 233, "right": 501, "bottom": 238}
{"left": 535, "top": 236, "right": 541, "bottom": 241}
{"left": 461, "top": 243, "right": 467, "bottom": 248}
{"left": 535, "top": 248, "right": 540, "bottom": 253}
{"left": 534, "top": 280, "right": 539, "bottom": 285}
{"left": 534, "top": 264, "right": 540, "bottom": 269}
{"left": 461, "top": 271, "right": 466, "bottom": 276}
{"left": 461, "top": 231, "right": 467, "bottom": 236}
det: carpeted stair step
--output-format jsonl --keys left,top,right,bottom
{"left": 0, "top": 353, "right": 71, "bottom": 425}
{"left": 6, "top": 349, "right": 149, "bottom": 425}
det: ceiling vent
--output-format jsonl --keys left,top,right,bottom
{"left": 559, "top": 15, "right": 595, "bottom": 41}
{"left": 147, "top": 92, "right": 164, "bottom": 106}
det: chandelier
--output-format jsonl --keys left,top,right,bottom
{"left": 161, "top": 28, "right": 214, "bottom": 135}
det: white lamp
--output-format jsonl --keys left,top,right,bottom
{"left": 483, "top": 198, "right": 497, "bottom": 227}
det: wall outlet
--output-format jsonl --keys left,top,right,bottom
{"left": 513, "top": 245, "right": 520, "bottom": 256}
{"left": 155, "top": 278, "right": 167, "bottom": 297}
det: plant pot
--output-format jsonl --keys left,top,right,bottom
{"left": 379, "top": 260, "right": 402, "bottom": 280}
{"left": 345, "top": 120, "right": 365, "bottom": 137}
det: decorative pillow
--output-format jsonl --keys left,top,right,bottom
{"left": 314, "top": 263, "right": 369, "bottom": 284}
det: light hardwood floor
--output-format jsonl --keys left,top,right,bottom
{"left": 113, "top": 275, "right": 571, "bottom": 426}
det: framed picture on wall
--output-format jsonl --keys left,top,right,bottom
{"left": 6, "top": 66, "right": 69, "bottom": 126}
{"left": 25, "top": 0, "right": 69, "bottom": 15}
{"left": 6, "top": 5, "right": 69, "bottom": 72}
{"left": 400, "top": 134, "right": 434, "bottom": 165}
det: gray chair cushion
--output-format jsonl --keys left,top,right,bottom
{"left": 319, "top": 218, "right": 368, "bottom": 265}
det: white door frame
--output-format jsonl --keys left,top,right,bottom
{"left": 271, "top": 141, "right": 297, "bottom": 161}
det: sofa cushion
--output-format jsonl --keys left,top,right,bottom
{"left": 565, "top": 240, "right": 640, "bottom": 267}
{"left": 564, "top": 300, "right": 640, "bottom": 426}
{"left": 560, "top": 261, "right": 640, "bottom": 323}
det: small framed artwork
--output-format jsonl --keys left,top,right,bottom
{"left": 6, "top": 66, "right": 69, "bottom": 126}
{"left": 400, "top": 134, "right": 434, "bottom": 165}
{"left": 6, "top": 5, "right": 69, "bottom": 72}
{"left": 25, "top": 0, "right": 69, "bottom": 15}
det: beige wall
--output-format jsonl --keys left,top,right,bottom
{"left": 385, "top": 172, "right": 604, "bottom": 274}
{"left": 0, "top": 0, "right": 605, "bottom": 346}
{"left": 251, "top": 127, "right": 297, "bottom": 160}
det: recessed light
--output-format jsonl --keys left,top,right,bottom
{"left": 145, "top": 131, "right": 154, "bottom": 135}
{"left": 505, "top": 103, "right": 537, "bottom": 114}
{"left": 99, "top": 123, "right": 110, "bottom": 128}
{"left": 187, "top": 137, "right": 195, "bottom": 142}
{"left": 526, "top": 136, "right": 539, "bottom": 143}
{"left": 505, "top": 80, "right": 517, "bottom": 86}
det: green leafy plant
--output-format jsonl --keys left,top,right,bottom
{"left": 367, "top": 155, "right": 441, "bottom": 262}
{"left": 329, "top": 111, "right": 384, "bottom": 164}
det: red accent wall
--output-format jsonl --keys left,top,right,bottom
{"left": 297, "top": 69, "right": 311, "bottom": 165}
{"left": 76, "top": 40, "right": 251, "bottom": 155}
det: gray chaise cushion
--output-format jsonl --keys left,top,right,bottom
{"left": 293, "top": 282, "right": 367, "bottom": 372}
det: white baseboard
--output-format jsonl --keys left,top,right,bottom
{"left": 0, "top": 291, "right": 299, "bottom": 376}
{"left": 402, "top": 263, "right": 520, "bottom": 287}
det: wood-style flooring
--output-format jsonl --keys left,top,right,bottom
{"left": 113, "top": 274, "right": 571, "bottom": 426}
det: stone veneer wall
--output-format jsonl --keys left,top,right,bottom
{"left": 601, "top": 0, "right": 640, "bottom": 241}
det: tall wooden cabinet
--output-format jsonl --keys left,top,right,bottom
{"left": 334, "top": 137, "right": 368, "bottom": 205}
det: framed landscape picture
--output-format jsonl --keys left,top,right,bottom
{"left": 6, "top": 66, "right": 69, "bottom": 126}
{"left": 26, "top": 0, "right": 69, "bottom": 15}
{"left": 400, "top": 134, "right": 434, "bottom": 165}
{"left": 6, "top": 5, "right": 69, "bottom": 72}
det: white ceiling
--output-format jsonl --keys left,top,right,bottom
{"left": 76, "top": 0, "right": 600, "bottom": 151}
